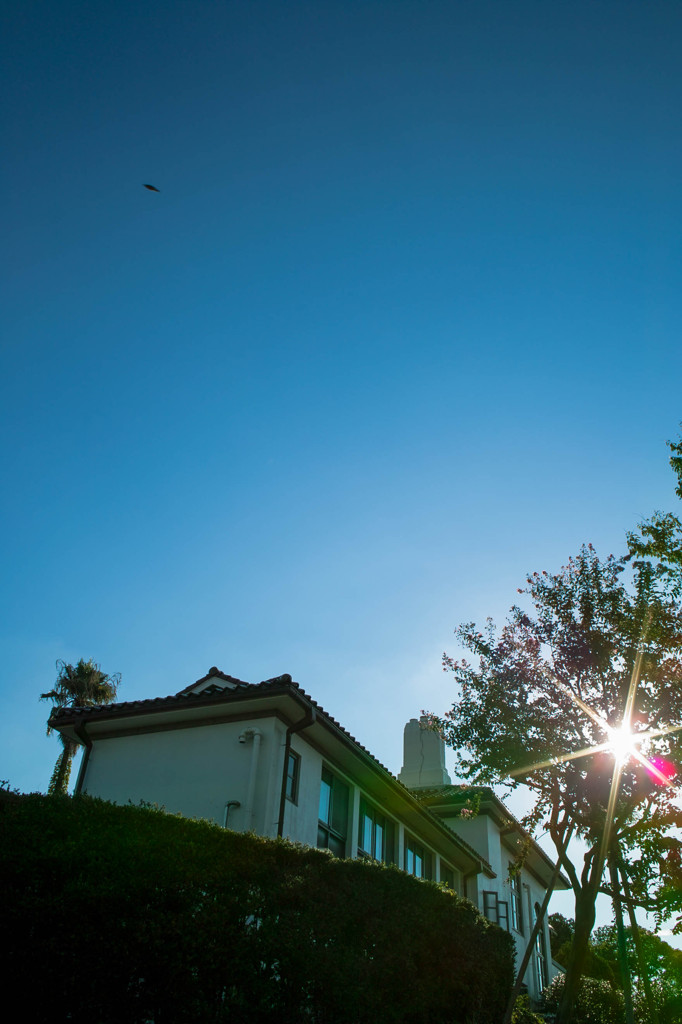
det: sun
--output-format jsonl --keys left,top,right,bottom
{"left": 606, "top": 722, "right": 639, "bottom": 762}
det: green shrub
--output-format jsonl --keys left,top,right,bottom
{"left": 633, "top": 980, "right": 682, "bottom": 1024}
{"left": 543, "top": 973, "right": 625, "bottom": 1024}
{"left": 511, "top": 994, "right": 545, "bottom": 1023}
{"left": 1, "top": 794, "right": 513, "bottom": 1023}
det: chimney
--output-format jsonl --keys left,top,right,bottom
{"left": 398, "top": 717, "right": 452, "bottom": 789}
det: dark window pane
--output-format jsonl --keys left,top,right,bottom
{"left": 328, "top": 832, "right": 345, "bottom": 858}
{"left": 509, "top": 863, "right": 523, "bottom": 932}
{"left": 405, "top": 834, "right": 431, "bottom": 879}
{"left": 286, "top": 752, "right": 299, "bottom": 802}
{"left": 331, "top": 777, "right": 349, "bottom": 835}
{"left": 384, "top": 822, "right": 394, "bottom": 864}
{"left": 319, "top": 776, "right": 331, "bottom": 825}
{"left": 534, "top": 903, "right": 548, "bottom": 991}
{"left": 483, "top": 891, "right": 498, "bottom": 923}
{"left": 362, "top": 813, "right": 372, "bottom": 854}
{"left": 374, "top": 821, "right": 383, "bottom": 860}
{"left": 358, "top": 801, "right": 394, "bottom": 864}
{"left": 318, "top": 768, "right": 348, "bottom": 858}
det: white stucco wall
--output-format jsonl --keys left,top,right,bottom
{"left": 82, "top": 716, "right": 286, "bottom": 834}
{"left": 83, "top": 718, "right": 467, "bottom": 896}
{"left": 280, "top": 735, "right": 323, "bottom": 846}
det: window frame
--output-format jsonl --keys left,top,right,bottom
{"left": 534, "top": 902, "right": 548, "bottom": 993}
{"left": 404, "top": 833, "right": 433, "bottom": 880}
{"left": 482, "top": 890, "right": 510, "bottom": 930}
{"left": 439, "top": 862, "right": 457, "bottom": 890}
{"left": 285, "top": 749, "right": 300, "bottom": 804}
{"left": 317, "top": 766, "right": 349, "bottom": 857}
{"left": 358, "top": 798, "right": 395, "bottom": 864}
{"left": 509, "top": 862, "right": 523, "bottom": 934}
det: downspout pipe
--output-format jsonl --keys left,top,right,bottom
{"left": 277, "top": 705, "right": 317, "bottom": 837}
{"left": 462, "top": 869, "right": 478, "bottom": 902}
{"left": 239, "top": 729, "right": 263, "bottom": 830}
{"left": 73, "top": 722, "right": 92, "bottom": 796}
{"left": 223, "top": 800, "right": 241, "bottom": 828}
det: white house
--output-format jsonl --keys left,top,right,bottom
{"left": 399, "top": 717, "right": 565, "bottom": 1000}
{"left": 51, "top": 666, "right": 568, "bottom": 1003}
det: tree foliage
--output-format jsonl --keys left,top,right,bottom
{"left": 40, "top": 658, "right": 120, "bottom": 794}
{"left": 432, "top": 544, "right": 682, "bottom": 1023}
{"left": 510, "top": 994, "right": 545, "bottom": 1024}
{"left": 550, "top": 914, "right": 619, "bottom": 986}
{"left": 591, "top": 923, "right": 682, "bottom": 996}
{"left": 547, "top": 918, "right": 682, "bottom": 1024}
{"left": 542, "top": 974, "right": 625, "bottom": 1024}
{"left": 549, "top": 912, "right": 575, "bottom": 963}
{"left": 1, "top": 794, "right": 514, "bottom": 1024}
{"left": 628, "top": 435, "right": 682, "bottom": 597}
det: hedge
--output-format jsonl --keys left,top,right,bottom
{"left": 1, "top": 794, "right": 513, "bottom": 1023}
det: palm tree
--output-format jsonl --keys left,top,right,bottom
{"left": 41, "top": 659, "right": 120, "bottom": 795}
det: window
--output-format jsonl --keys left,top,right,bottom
{"left": 317, "top": 767, "right": 349, "bottom": 857}
{"left": 285, "top": 750, "right": 300, "bottom": 803}
{"left": 509, "top": 863, "right": 523, "bottom": 933}
{"left": 404, "top": 835, "right": 432, "bottom": 879}
{"left": 358, "top": 799, "right": 394, "bottom": 864}
{"left": 440, "top": 863, "right": 456, "bottom": 890}
{"left": 534, "top": 902, "right": 548, "bottom": 993}
{"left": 482, "top": 891, "right": 509, "bottom": 930}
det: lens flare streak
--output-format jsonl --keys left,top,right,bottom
{"left": 513, "top": 654, "right": 679, "bottom": 890}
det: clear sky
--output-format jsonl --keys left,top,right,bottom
{"left": 2, "top": 0, "right": 682, "bottom": 931}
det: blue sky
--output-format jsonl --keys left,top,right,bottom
{"left": 2, "top": 0, "right": 682, "bottom": 928}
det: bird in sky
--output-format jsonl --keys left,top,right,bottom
{"left": 143, "top": 184, "right": 160, "bottom": 192}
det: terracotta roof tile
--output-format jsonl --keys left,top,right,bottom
{"left": 50, "top": 671, "right": 396, "bottom": 778}
{"left": 176, "top": 667, "right": 251, "bottom": 693}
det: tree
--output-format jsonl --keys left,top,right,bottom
{"left": 627, "top": 433, "right": 682, "bottom": 943}
{"left": 628, "top": 435, "right": 682, "bottom": 596}
{"left": 41, "top": 659, "right": 120, "bottom": 795}
{"left": 542, "top": 974, "right": 625, "bottom": 1024}
{"left": 432, "top": 545, "right": 682, "bottom": 1024}
{"left": 591, "top": 923, "right": 682, "bottom": 995}
{"left": 549, "top": 912, "right": 575, "bottom": 966}
{"left": 548, "top": 919, "right": 682, "bottom": 1023}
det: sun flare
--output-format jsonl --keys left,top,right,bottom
{"left": 607, "top": 722, "right": 639, "bottom": 762}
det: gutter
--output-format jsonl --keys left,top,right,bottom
{"left": 277, "top": 703, "right": 317, "bottom": 838}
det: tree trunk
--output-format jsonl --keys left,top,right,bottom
{"left": 502, "top": 825, "right": 574, "bottom": 1024}
{"left": 610, "top": 853, "right": 635, "bottom": 1024}
{"left": 556, "top": 887, "right": 597, "bottom": 1024}
{"left": 620, "top": 859, "right": 660, "bottom": 1024}
{"left": 48, "top": 742, "right": 75, "bottom": 795}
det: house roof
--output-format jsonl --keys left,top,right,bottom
{"left": 50, "top": 671, "right": 391, "bottom": 776}
{"left": 413, "top": 785, "right": 571, "bottom": 891}
{"left": 176, "top": 667, "right": 251, "bottom": 693}
{"left": 49, "top": 669, "right": 493, "bottom": 878}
